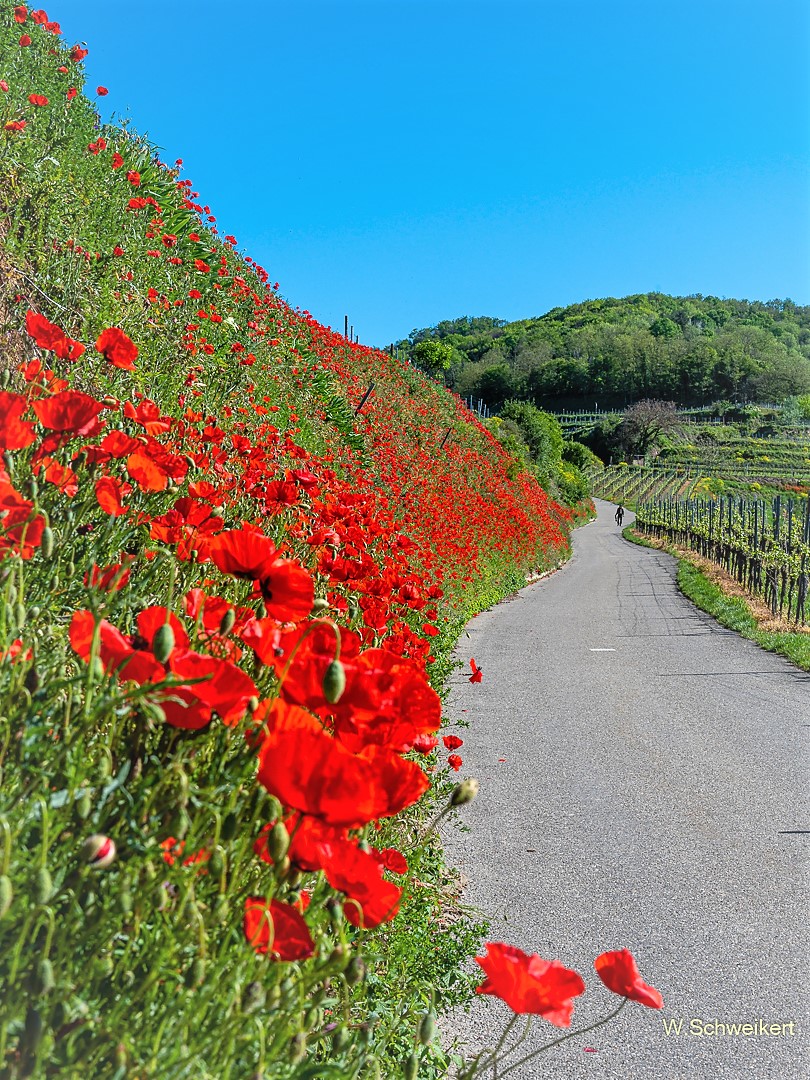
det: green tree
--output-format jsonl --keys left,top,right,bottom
{"left": 411, "top": 339, "right": 457, "bottom": 378}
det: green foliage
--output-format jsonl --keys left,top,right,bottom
{"left": 400, "top": 294, "right": 810, "bottom": 409}
{"left": 411, "top": 340, "right": 458, "bottom": 378}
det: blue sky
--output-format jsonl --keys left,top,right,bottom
{"left": 51, "top": 0, "right": 810, "bottom": 345}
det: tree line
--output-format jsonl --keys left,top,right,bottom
{"left": 397, "top": 294, "right": 810, "bottom": 409}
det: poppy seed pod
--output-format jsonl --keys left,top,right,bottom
{"left": 450, "top": 777, "right": 480, "bottom": 806}
{"left": 152, "top": 623, "right": 175, "bottom": 664}
{"left": 218, "top": 607, "right": 236, "bottom": 635}
{"left": 322, "top": 659, "right": 346, "bottom": 704}
{"left": 82, "top": 833, "right": 117, "bottom": 869}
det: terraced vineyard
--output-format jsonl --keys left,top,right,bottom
{"left": 588, "top": 423, "right": 810, "bottom": 507}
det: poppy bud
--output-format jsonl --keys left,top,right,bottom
{"left": 41, "top": 527, "right": 54, "bottom": 559}
{"left": 404, "top": 1052, "right": 419, "bottom": 1080}
{"left": 152, "top": 624, "right": 175, "bottom": 664}
{"left": 34, "top": 867, "right": 53, "bottom": 904}
{"left": 242, "top": 981, "right": 265, "bottom": 1014}
{"left": 312, "top": 597, "right": 329, "bottom": 612}
{"left": 29, "top": 478, "right": 38, "bottom": 499}
{"left": 221, "top": 811, "right": 238, "bottom": 840}
{"left": 218, "top": 607, "right": 236, "bottom": 635}
{"left": 21, "top": 1008, "right": 43, "bottom": 1054}
{"left": 0, "top": 875, "right": 13, "bottom": 919}
{"left": 208, "top": 847, "right": 225, "bottom": 878}
{"left": 14, "top": 602, "right": 26, "bottom": 629}
{"left": 418, "top": 1011, "right": 436, "bottom": 1045}
{"left": 76, "top": 790, "right": 92, "bottom": 820}
{"left": 89, "top": 656, "right": 105, "bottom": 684}
{"left": 119, "top": 890, "right": 133, "bottom": 914}
{"left": 256, "top": 601, "right": 267, "bottom": 619}
{"left": 82, "top": 833, "right": 116, "bottom": 869}
{"left": 450, "top": 778, "right": 480, "bottom": 806}
{"left": 303, "top": 1006, "right": 322, "bottom": 1029}
{"left": 331, "top": 1027, "right": 350, "bottom": 1054}
{"left": 322, "top": 659, "right": 346, "bottom": 704}
{"left": 34, "top": 958, "right": 55, "bottom": 995}
{"left": 288, "top": 1032, "right": 307, "bottom": 1065}
{"left": 344, "top": 956, "right": 365, "bottom": 985}
{"left": 247, "top": 696, "right": 260, "bottom": 713}
{"left": 267, "top": 821, "right": 290, "bottom": 862}
{"left": 186, "top": 957, "right": 205, "bottom": 988}
{"left": 0, "top": 370, "right": 9, "bottom": 389}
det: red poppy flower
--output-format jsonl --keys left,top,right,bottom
{"left": 32, "top": 390, "right": 103, "bottom": 435}
{"left": 475, "top": 943, "right": 586, "bottom": 1025}
{"left": 0, "top": 391, "right": 36, "bottom": 450}
{"left": 378, "top": 848, "right": 408, "bottom": 875}
{"left": 25, "top": 310, "right": 85, "bottom": 360}
{"left": 96, "top": 327, "right": 137, "bottom": 370}
{"left": 111, "top": 151, "right": 123, "bottom": 169}
{"left": 324, "top": 842, "right": 402, "bottom": 928}
{"left": 28, "top": 94, "right": 48, "bottom": 107}
{"left": 69, "top": 45, "right": 88, "bottom": 61}
{"left": 243, "top": 897, "right": 314, "bottom": 961}
{"left": 123, "top": 398, "right": 171, "bottom": 434}
{"left": 19, "top": 34, "right": 31, "bottom": 46}
{"left": 469, "top": 658, "right": 483, "bottom": 683}
{"left": 256, "top": 701, "right": 429, "bottom": 828}
{"left": 13, "top": 6, "right": 26, "bottom": 22}
{"left": 447, "top": 753, "right": 463, "bottom": 771}
{"left": 126, "top": 441, "right": 188, "bottom": 492}
{"left": 594, "top": 950, "right": 663, "bottom": 1009}
{"left": 443, "top": 735, "right": 463, "bottom": 750}
{"left": 31, "top": 9, "right": 47, "bottom": 23}
{"left": 4, "top": 120, "right": 26, "bottom": 131}
{"left": 95, "top": 475, "right": 130, "bottom": 516}
{"left": 97, "top": 86, "right": 108, "bottom": 96}
{"left": 84, "top": 561, "right": 132, "bottom": 592}
{"left": 126, "top": 170, "right": 140, "bottom": 186}
{"left": 0, "top": 482, "right": 45, "bottom": 559}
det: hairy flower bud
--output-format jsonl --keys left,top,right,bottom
{"left": 267, "top": 821, "right": 290, "bottom": 862}
{"left": 450, "top": 777, "right": 480, "bottom": 806}
{"left": 218, "top": 607, "right": 236, "bottom": 635}
{"left": 152, "top": 624, "right": 175, "bottom": 664}
{"left": 82, "top": 834, "right": 117, "bottom": 869}
{"left": 322, "top": 659, "right": 346, "bottom": 704}
{"left": 418, "top": 1011, "right": 436, "bottom": 1045}
{"left": 0, "top": 875, "right": 12, "bottom": 919}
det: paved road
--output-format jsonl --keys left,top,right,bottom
{"left": 442, "top": 499, "right": 808, "bottom": 1079}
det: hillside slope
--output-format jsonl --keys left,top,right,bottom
{"left": 0, "top": 7, "right": 580, "bottom": 1078}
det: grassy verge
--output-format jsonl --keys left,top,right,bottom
{"left": 623, "top": 527, "right": 810, "bottom": 671}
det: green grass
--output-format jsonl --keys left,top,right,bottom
{"left": 623, "top": 527, "right": 810, "bottom": 672}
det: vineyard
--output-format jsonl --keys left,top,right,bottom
{"left": 634, "top": 495, "right": 810, "bottom": 625}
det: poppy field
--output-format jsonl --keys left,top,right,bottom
{"left": 0, "top": 6, "right": 609, "bottom": 1077}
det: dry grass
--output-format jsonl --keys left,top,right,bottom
{"left": 634, "top": 530, "right": 810, "bottom": 636}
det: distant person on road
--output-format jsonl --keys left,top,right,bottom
{"left": 615, "top": 504, "right": 624, "bottom": 526}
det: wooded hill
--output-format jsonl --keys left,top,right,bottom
{"left": 398, "top": 294, "right": 810, "bottom": 410}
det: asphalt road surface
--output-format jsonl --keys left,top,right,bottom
{"left": 442, "top": 499, "right": 808, "bottom": 1080}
